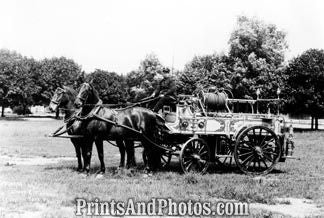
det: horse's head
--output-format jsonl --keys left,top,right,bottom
{"left": 49, "top": 87, "right": 66, "bottom": 112}
{"left": 74, "top": 82, "right": 102, "bottom": 109}
{"left": 74, "top": 83, "right": 91, "bottom": 108}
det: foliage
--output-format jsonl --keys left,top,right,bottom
{"left": 284, "top": 49, "right": 324, "bottom": 117}
{"left": 12, "top": 105, "right": 31, "bottom": 115}
{"left": 37, "top": 57, "right": 83, "bottom": 105}
{"left": 125, "top": 53, "right": 169, "bottom": 102}
{"left": 178, "top": 54, "right": 232, "bottom": 95}
{"left": 228, "top": 16, "right": 288, "bottom": 99}
{"left": 7, "top": 58, "right": 42, "bottom": 109}
{"left": 0, "top": 49, "right": 23, "bottom": 114}
{"left": 0, "top": 49, "right": 41, "bottom": 115}
{"left": 86, "top": 69, "right": 127, "bottom": 104}
{"left": 0, "top": 50, "right": 84, "bottom": 115}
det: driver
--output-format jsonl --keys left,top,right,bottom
{"left": 150, "top": 67, "right": 177, "bottom": 113}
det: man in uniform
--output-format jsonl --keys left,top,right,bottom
{"left": 150, "top": 67, "right": 177, "bottom": 113}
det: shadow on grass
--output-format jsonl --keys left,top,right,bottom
{"left": 208, "top": 163, "right": 286, "bottom": 175}
{"left": 42, "top": 159, "right": 286, "bottom": 177}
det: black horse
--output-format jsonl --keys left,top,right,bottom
{"left": 49, "top": 87, "right": 85, "bottom": 172}
{"left": 74, "top": 83, "right": 163, "bottom": 174}
{"left": 49, "top": 86, "right": 132, "bottom": 174}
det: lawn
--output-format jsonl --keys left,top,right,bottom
{"left": 0, "top": 119, "right": 323, "bottom": 217}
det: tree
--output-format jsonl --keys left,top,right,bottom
{"left": 178, "top": 54, "right": 232, "bottom": 95}
{"left": 125, "top": 53, "right": 167, "bottom": 101}
{"left": 0, "top": 49, "right": 41, "bottom": 116}
{"left": 284, "top": 49, "right": 324, "bottom": 130}
{"left": 228, "top": 16, "right": 288, "bottom": 99}
{"left": 0, "top": 49, "right": 21, "bottom": 116}
{"left": 86, "top": 69, "right": 127, "bottom": 104}
{"left": 6, "top": 57, "right": 41, "bottom": 114}
{"left": 37, "top": 57, "right": 83, "bottom": 105}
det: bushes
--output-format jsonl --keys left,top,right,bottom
{"left": 12, "top": 105, "right": 31, "bottom": 115}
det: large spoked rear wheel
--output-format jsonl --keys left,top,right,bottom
{"left": 234, "top": 126, "right": 281, "bottom": 175}
{"left": 180, "top": 138, "right": 210, "bottom": 174}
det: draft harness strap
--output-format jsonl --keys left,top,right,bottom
{"left": 91, "top": 113, "right": 173, "bottom": 152}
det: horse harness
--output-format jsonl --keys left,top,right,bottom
{"left": 50, "top": 97, "right": 173, "bottom": 151}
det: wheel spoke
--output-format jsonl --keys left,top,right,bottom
{"left": 194, "top": 141, "right": 198, "bottom": 150}
{"left": 241, "top": 154, "right": 254, "bottom": 165}
{"left": 263, "top": 146, "right": 275, "bottom": 151}
{"left": 239, "top": 146, "right": 253, "bottom": 151}
{"left": 185, "top": 161, "right": 194, "bottom": 171}
{"left": 183, "top": 157, "right": 193, "bottom": 165}
{"left": 258, "top": 131, "right": 270, "bottom": 147}
{"left": 239, "top": 151, "right": 253, "bottom": 157}
{"left": 262, "top": 159, "right": 268, "bottom": 168}
{"left": 263, "top": 151, "right": 277, "bottom": 156}
{"left": 229, "top": 157, "right": 233, "bottom": 165}
{"left": 263, "top": 153, "right": 274, "bottom": 162}
{"left": 245, "top": 156, "right": 254, "bottom": 169}
{"left": 261, "top": 138, "right": 275, "bottom": 148}
{"left": 199, "top": 151, "right": 208, "bottom": 157}
{"left": 198, "top": 145, "right": 205, "bottom": 153}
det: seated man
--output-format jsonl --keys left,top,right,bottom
{"left": 150, "top": 67, "right": 177, "bottom": 113}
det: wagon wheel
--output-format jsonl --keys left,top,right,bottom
{"left": 234, "top": 126, "right": 281, "bottom": 175}
{"left": 215, "top": 137, "right": 235, "bottom": 168}
{"left": 142, "top": 148, "right": 172, "bottom": 169}
{"left": 180, "top": 138, "right": 210, "bottom": 174}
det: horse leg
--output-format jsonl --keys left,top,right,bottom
{"left": 95, "top": 138, "right": 105, "bottom": 174}
{"left": 116, "top": 139, "right": 125, "bottom": 168}
{"left": 125, "top": 140, "right": 136, "bottom": 168}
{"left": 71, "top": 139, "right": 83, "bottom": 172}
{"left": 142, "top": 141, "right": 161, "bottom": 172}
{"left": 142, "top": 141, "right": 155, "bottom": 172}
{"left": 83, "top": 139, "right": 93, "bottom": 175}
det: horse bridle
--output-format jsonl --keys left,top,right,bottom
{"left": 76, "top": 83, "right": 92, "bottom": 106}
{"left": 50, "top": 87, "right": 66, "bottom": 105}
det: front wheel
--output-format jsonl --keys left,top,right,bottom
{"left": 179, "top": 138, "right": 210, "bottom": 174}
{"left": 142, "top": 149, "right": 172, "bottom": 169}
{"left": 234, "top": 126, "right": 281, "bottom": 175}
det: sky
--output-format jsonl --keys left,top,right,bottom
{"left": 0, "top": 0, "right": 323, "bottom": 74}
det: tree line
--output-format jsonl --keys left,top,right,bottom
{"left": 1, "top": 16, "right": 324, "bottom": 129}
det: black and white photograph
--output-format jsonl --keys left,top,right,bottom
{"left": 0, "top": 0, "right": 324, "bottom": 217}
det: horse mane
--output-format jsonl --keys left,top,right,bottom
{"left": 63, "top": 86, "right": 77, "bottom": 98}
{"left": 88, "top": 83, "right": 101, "bottom": 104}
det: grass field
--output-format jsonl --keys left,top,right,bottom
{"left": 0, "top": 119, "right": 324, "bottom": 217}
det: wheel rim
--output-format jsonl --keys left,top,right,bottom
{"left": 234, "top": 126, "right": 281, "bottom": 175}
{"left": 180, "top": 138, "right": 210, "bottom": 174}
